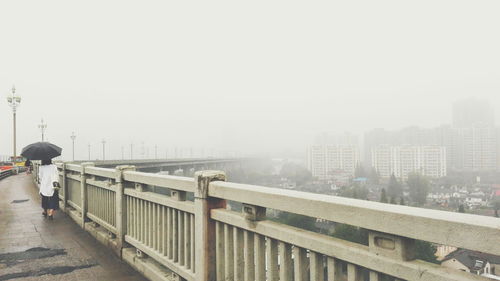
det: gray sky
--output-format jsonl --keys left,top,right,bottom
{"left": 1, "top": 0, "right": 499, "bottom": 160}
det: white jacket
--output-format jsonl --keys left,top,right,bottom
{"left": 38, "top": 164, "right": 59, "bottom": 197}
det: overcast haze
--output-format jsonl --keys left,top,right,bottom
{"left": 1, "top": 1, "right": 499, "bottom": 160}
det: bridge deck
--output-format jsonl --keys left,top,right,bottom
{"left": 0, "top": 174, "right": 147, "bottom": 281}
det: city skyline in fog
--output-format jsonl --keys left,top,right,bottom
{"left": 1, "top": 1, "right": 500, "bottom": 160}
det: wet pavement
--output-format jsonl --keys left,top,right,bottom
{"left": 0, "top": 174, "right": 147, "bottom": 281}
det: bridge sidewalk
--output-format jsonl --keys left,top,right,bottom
{"left": 0, "top": 174, "right": 147, "bottom": 281}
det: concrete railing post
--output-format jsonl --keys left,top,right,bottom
{"left": 194, "top": 170, "right": 226, "bottom": 281}
{"left": 61, "top": 163, "right": 68, "bottom": 211}
{"left": 115, "top": 165, "right": 136, "bottom": 256}
{"left": 80, "top": 162, "right": 94, "bottom": 229}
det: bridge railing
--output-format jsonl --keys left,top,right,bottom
{"left": 0, "top": 169, "right": 13, "bottom": 180}
{"left": 48, "top": 162, "right": 499, "bottom": 281}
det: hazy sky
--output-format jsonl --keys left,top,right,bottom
{"left": 1, "top": 1, "right": 499, "bottom": 160}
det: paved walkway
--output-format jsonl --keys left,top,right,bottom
{"left": 0, "top": 174, "right": 147, "bottom": 281}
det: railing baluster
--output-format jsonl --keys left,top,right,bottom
{"left": 216, "top": 221, "right": 225, "bottom": 281}
{"left": 184, "top": 212, "right": 191, "bottom": 269}
{"left": 224, "top": 224, "right": 234, "bottom": 280}
{"left": 327, "top": 257, "right": 340, "bottom": 281}
{"left": 153, "top": 203, "right": 157, "bottom": 251}
{"left": 158, "top": 204, "right": 162, "bottom": 253}
{"left": 293, "top": 246, "right": 308, "bottom": 281}
{"left": 310, "top": 251, "right": 324, "bottom": 281}
{"left": 162, "top": 205, "right": 167, "bottom": 256}
{"left": 254, "top": 233, "right": 266, "bottom": 281}
{"left": 266, "top": 238, "right": 279, "bottom": 281}
{"left": 190, "top": 213, "right": 195, "bottom": 272}
{"left": 148, "top": 201, "right": 153, "bottom": 248}
{"left": 173, "top": 209, "right": 178, "bottom": 262}
{"left": 126, "top": 197, "right": 130, "bottom": 234}
{"left": 178, "top": 211, "right": 185, "bottom": 266}
{"left": 279, "top": 241, "right": 292, "bottom": 281}
{"left": 233, "top": 227, "right": 244, "bottom": 281}
{"left": 347, "top": 263, "right": 360, "bottom": 281}
{"left": 141, "top": 199, "right": 145, "bottom": 243}
{"left": 244, "top": 230, "right": 255, "bottom": 281}
{"left": 369, "top": 271, "right": 380, "bottom": 281}
{"left": 168, "top": 207, "right": 173, "bottom": 259}
{"left": 132, "top": 197, "right": 136, "bottom": 239}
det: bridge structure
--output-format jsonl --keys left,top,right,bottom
{"left": 84, "top": 158, "right": 242, "bottom": 174}
{"left": 3, "top": 158, "right": 499, "bottom": 281}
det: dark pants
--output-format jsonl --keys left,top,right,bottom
{"left": 41, "top": 190, "right": 59, "bottom": 210}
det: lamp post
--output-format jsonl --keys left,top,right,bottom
{"left": 6, "top": 86, "right": 21, "bottom": 160}
{"left": 102, "top": 139, "right": 106, "bottom": 160}
{"left": 130, "top": 143, "right": 133, "bottom": 160}
{"left": 70, "top": 132, "right": 76, "bottom": 161}
{"left": 38, "top": 119, "right": 47, "bottom": 141}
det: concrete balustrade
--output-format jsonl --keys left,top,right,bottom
{"left": 31, "top": 161, "right": 499, "bottom": 281}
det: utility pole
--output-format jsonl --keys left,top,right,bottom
{"left": 70, "top": 132, "right": 76, "bottom": 161}
{"left": 102, "top": 139, "right": 106, "bottom": 160}
{"left": 155, "top": 145, "right": 158, "bottom": 159}
{"left": 6, "top": 85, "right": 21, "bottom": 160}
{"left": 38, "top": 118, "right": 47, "bottom": 142}
{"left": 122, "top": 146, "right": 124, "bottom": 160}
{"left": 88, "top": 143, "right": 91, "bottom": 160}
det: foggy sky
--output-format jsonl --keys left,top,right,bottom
{"left": 1, "top": 1, "right": 499, "bottom": 160}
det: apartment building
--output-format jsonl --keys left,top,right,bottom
{"left": 308, "top": 144, "right": 360, "bottom": 180}
{"left": 372, "top": 145, "right": 447, "bottom": 180}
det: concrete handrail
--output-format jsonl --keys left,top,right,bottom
{"left": 208, "top": 181, "right": 500, "bottom": 256}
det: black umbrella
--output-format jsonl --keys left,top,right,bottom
{"left": 21, "top": 142, "right": 62, "bottom": 160}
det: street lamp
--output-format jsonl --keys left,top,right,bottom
{"left": 70, "top": 132, "right": 76, "bottom": 161}
{"left": 130, "top": 143, "right": 133, "bottom": 160}
{"left": 38, "top": 119, "right": 47, "bottom": 141}
{"left": 102, "top": 139, "right": 106, "bottom": 160}
{"left": 6, "top": 85, "right": 21, "bottom": 160}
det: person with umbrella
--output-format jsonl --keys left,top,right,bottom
{"left": 21, "top": 142, "right": 62, "bottom": 220}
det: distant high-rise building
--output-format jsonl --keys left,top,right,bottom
{"left": 364, "top": 127, "right": 449, "bottom": 167}
{"left": 454, "top": 127, "right": 497, "bottom": 171}
{"left": 365, "top": 123, "right": 498, "bottom": 172}
{"left": 372, "top": 145, "right": 447, "bottom": 180}
{"left": 450, "top": 98, "right": 498, "bottom": 171}
{"left": 453, "top": 99, "right": 495, "bottom": 128}
{"left": 307, "top": 144, "right": 360, "bottom": 180}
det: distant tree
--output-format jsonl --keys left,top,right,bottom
{"left": 387, "top": 174, "right": 402, "bottom": 199}
{"left": 276, "top": 212, "right": 317, "bottom": 232}
{"left": 354, "top": 164, "right": 366, "bottom": 178}
{"left": 280, "top": 163, "right": 312, "bottom": 186}
{"left": 331, "top": 224, "right": 368, "bottom": 245}
{"left": 380, "top": 188, "right": 388, "bottom": 203}
{"left": 340, "top": 183, "right": 369, "bottom": 200}
{"left": 368, "top": 168, "right": 380, "bottom": 184}
{"left": 414, "top": 240, "right": 439, "bottom": 264}
{"left": 399, "top": 197, "right": 405, "bottom": 205}
{"left": 407, "top": 173, "right": 430, "bottom": 206}
{"left": 458, "top": 204, "right": 465, "bottom": 213}
{"left": 389, "top": 196, "right": 397, "bottom": 204}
